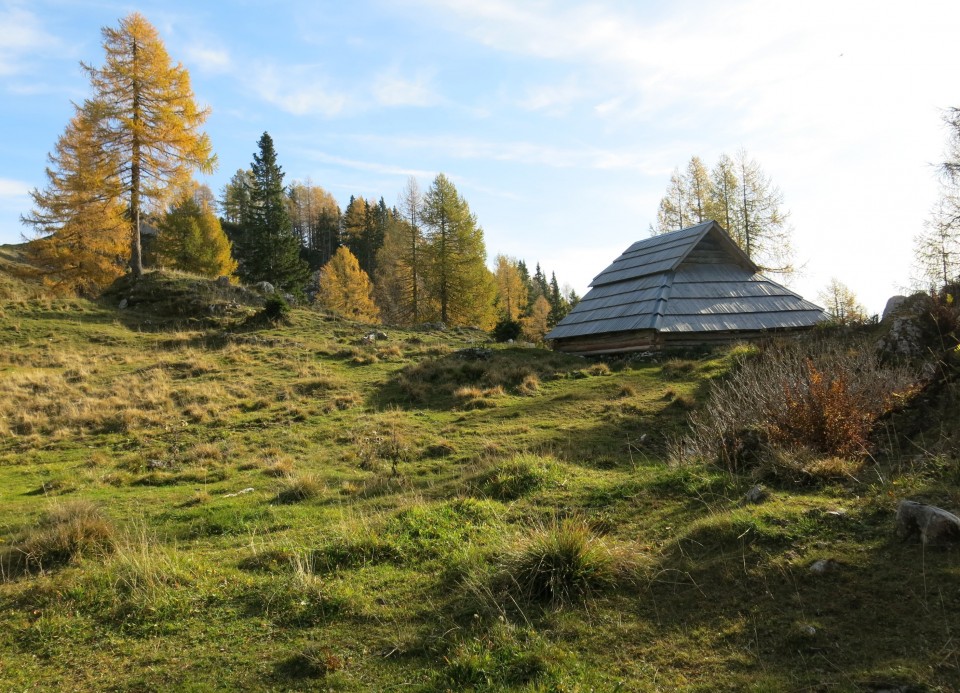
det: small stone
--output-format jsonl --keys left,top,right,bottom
{"left": 896, "top": 500, "right": 960, "bottom": 545}
{"left": 809, "top": 559, "right": 838, "bottom": 575}
{"left": 223, "top": 487, "right": 255, "bottom": 498}
{"left": 118, "top": 298, "right": 128, "bottom": 310}
{"left": 743, "top": 484, "right": 767, "bottom": 504}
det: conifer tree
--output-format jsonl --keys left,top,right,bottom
{"left": 493, "top": 255, "right": 528, "bottom": 322}
{"left": 547, "top": 271, "right": 570, "bottom": 326}
{"left": 818, "top": 278, "right": 867, "bottom": 325}
{"left": 421, "top": 173, "right": 495, "bottom": 327}
{"left": 22, "top": 102, "right": 128, "bottom": 296}
{"left": 287, "top": 180, "right": 340, "bottom": 271}
{"left": 316, "top": 246, "right": 379, "bottom": 322}
{"left": 375, "top": 215, "right": 428, "bottom": 326}
{"left": 655, "top": 169, "right": 686, "bottom": 232}
{"left": 652, "top": 151, "right": 794, "bottom": 276}
{"left": 234, "top": 132, "right": 308, "bottom": 293}
{"left": 392, "top": 176, "right": 427, "bottom": 323}
{"left": 82, "top": 13, "right": 215, "bottom": 277}
{"left": 154, "top": 187, "right": 237, "bottom": 277}
{"left": 342, "top": 196, "right": 370, "bottom": 272}
{"left": 685, "top": 156, "right": 712, "bottom": 224}
{"left": 521, "top": 295, "right": 552, "bottom": 342}
{"left": 709, "top": 154, "right": 738, "bottom": 234}
{"left": 914, "top": 107, "right": 960, "bottom": 290}
{"left": 914, "top": 194, "right": 960, "bottom": 289}
{"left": 220, "top": 169, "right": 253, "bottom": 225}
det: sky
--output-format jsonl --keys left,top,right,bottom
{"left": 2, "top": 0, "right": 959, "bottom": 314}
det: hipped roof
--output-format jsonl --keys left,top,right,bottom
{"left": 547, "top": 221, "right": 824, "bottom": 340}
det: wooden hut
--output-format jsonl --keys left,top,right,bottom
{"left": 547, "top": 221, "right": 824, "bottom": 354}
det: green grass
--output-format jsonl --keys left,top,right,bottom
{"left": 1, "top": 280, "right": 959, "bottom": 690}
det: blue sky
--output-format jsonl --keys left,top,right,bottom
{"left": 2, "top": 0, "right": 959, "bottom": 312}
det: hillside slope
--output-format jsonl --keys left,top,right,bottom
{"left": 0, "top": 284, "right": 958, "bottom": 691}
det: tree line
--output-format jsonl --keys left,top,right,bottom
{"left": 219, "top": 134, "right": 576, "bottom": 337}
{"left": 914, "top": 108, "right": 960, "bottom": 290}
{"left": 652, "top": 151, "right": 794, "bottom": 276}
{"left": 19, "top": 13, "right": 577, "bottom": 340}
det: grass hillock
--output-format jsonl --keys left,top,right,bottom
{"left": 0, "top": 243, "right": 47, "bottom": 301}
{"left": 1, "top": 293, "right": 959, "bottom": 691}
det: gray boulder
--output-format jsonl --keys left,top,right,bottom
{"left": 253, "top": 281, "right": 275, "bottom": 295}
{"left": 896, "top": 500, "right": 960, "bottom": 545}
{"left": 881, "top": 295, "right": 907, "bottom": 321}
{"left": 876, "top": 295, "right": 930, "bottom": 360}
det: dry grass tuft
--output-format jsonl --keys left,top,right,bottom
{"left": 586, "top": 363, "right": 611, "bottom": 376}
{"left": 517, "top": 374, "right": 540, "bottom": 396}
{"left": 263, "top": 455, "right": 295, "bottom": 477}
{"left": 275, "top": 473, "right": 324, "bottom": 504}
{"left": 1, "top": 500, "right": 115, "bottom": 577}
{"left": 496, "top": 517, "right": 635, "bottom": 606}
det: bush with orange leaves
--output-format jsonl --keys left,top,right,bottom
{"left": 687, "top": 339, "right": 920, "bottom": 470}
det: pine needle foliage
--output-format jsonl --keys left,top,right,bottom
{"left": 233, "top": 132, "right": 309, "bottom": 293}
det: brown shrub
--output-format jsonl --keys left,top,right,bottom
{"left": 688, "top": 339, "right": 919, "bottom": 469}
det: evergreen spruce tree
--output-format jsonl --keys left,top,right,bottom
{"left": 235, "top": 132, "right": 308, "bottom": 293}
{"left": 548, "top": 271, "right": 570, "bottom": 326}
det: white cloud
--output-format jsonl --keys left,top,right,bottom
{"left": 372, "top": 68, "right": 440, "bottom": 107}
{"left": 0, "top": 5, "right": 59, "bottom": 76}
{"left": 351, "top": 133, "right": 667, "bottom": 173}
{"left": 251, "top": 63, "right": 350, "bottom": 116}
{"left": 302, "top": 150, "right": 435, "bottom": 179}
{"left": 0, "top": 178, "right": 31, "bottom": 198}
{"left": 182, "top": 45, "right": 232, "bottom": 74}
{"left": 520, "top": 77, "right": 589, "bottom": 114}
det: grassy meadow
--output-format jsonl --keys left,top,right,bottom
{"left": 1, "top": 272, "right": 959, "bottom": 691}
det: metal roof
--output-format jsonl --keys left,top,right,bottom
{"left": 547, "top": 222, "right": 825, "bottom": 341}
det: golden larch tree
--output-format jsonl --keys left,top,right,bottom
{"left": 21, "top": 102, "right": 128, "bottom": 296}
{"left": 316, "top": 246, "right": 380, "bottom": 322}
{"left": 521, "top": 295, "right": 552, "bottom": 342}
{"left": 83, "top": 12, "right": 216, "bottom": 277}
{"left": 494, "top": 254, "right": 528, "bottom": 322}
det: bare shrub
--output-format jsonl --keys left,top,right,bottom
{"left": 687, "top": 339, "right": 919, "bottom": 469}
